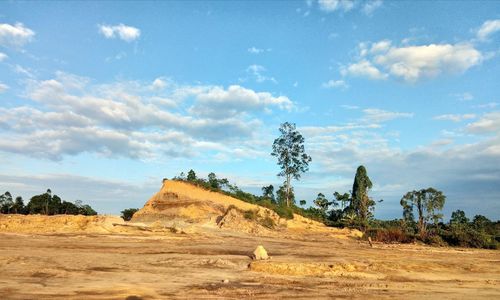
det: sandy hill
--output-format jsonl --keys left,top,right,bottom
{"left": 132, "top": 180, "right": 360, "bottom": 237}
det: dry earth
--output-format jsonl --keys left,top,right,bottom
{"left": 0, "top": 217, "right": 499, "bottom": 299}
{"left": 0, "top": 181, "right": 498, "bottom": 299}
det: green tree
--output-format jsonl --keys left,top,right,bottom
{"left": 261, "top": 185, "right": 275, "bottom": 203}
{"left": 313, "top": 193, "right": 330, "bottom": 212}
{"left": 0, "top": 191, "right": 13, "bottom": 214}
{"left": 351, "top": 166, "right": 374, "bottom": 226}
{"left": 276, "top": 184, "right": 295, "bottom": 207}
{"left": 271, "top": 122, "right": 312, "bottom": 207}
{"left": 400, "top": 187, "right": 446, "bottom": 238}
{"left": 207, "top": 172, "right": 219, "bottom": 189}
{"left": 299, "top": 200, "right": 306, "bottom": 206}
{"left": 12, "top": 196, "right": 25, "bottom": 214}
{"left": 121, "top": 208, "right": 139, "bottom": 221}
{"left": 450, "top": 209, "right": 469, "bottom": 226}
{"left": 187, "top": 169, "right": 197, "bottom": 181}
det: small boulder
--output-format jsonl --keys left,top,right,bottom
{"left": 252, "top": 245, "right": 269, "bottom": 260}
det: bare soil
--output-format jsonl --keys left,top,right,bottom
{"left": 0, "top": 226, "right": 499, "bottom": 299}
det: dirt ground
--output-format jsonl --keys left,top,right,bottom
{"left": 0, "top": 227, "right": 499, "bottom": 299}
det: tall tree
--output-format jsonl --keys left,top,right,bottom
{"left": 350, "top": 166, "right": 374, "bottom": 225}
{"left": 400, "top": 187, "right": 446, "bottom": 237}
{"left": 271, "top": 122, "right": 312, "bottom": 207}
{"left": 0, "top": 191, "right": 13, "bottom": 214}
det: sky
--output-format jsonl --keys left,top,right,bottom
{"left": 0, "top": 0, "right": 499, "bottom": 220}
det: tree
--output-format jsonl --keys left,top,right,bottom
{"left": 0, "top": 191, "right": 13, "bottom": 214}
{"left": 12, "top": 196, "right": 25, "bottom": 214}
{"left": 207, "top": 172, "right": 219, "bottom": 189}
{"left": 351, "top": 166, "right": 374, "bottom": 225}
{"left": 400, "top": 187, "right": 446, "bottom": 238}
{"left": 121, "top": 208, "right": 139, "bottom": 221}
{"left": 271, "top": 122, "right": 312, "bottom": 207}
{"left": 313, "top": 193, "right": 330, "bottom": 212}
{"left": 276, "top": 184, "right": 295, "bottom": 207}
{"left": 450, "top": 209, "right": 469, "bottom": 226}
{"left": 187, "top": 169, "right": 197, "bottom": 181}
{"left": 261, "top": 185, "right": 275, "bottom": 203}
{"left": 333, "top": 191, "right": 350, "bottom": 211}
{"left": 299, "top": 200, "right": 306, "bottom": 206}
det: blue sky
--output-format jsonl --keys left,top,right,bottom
{"left": 0, "top": 1, "right": 499, "bottom": 220}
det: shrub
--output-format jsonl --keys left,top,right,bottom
{"left": 259, "top": 216, "right": 276, "bottom": 229}
{"left": 243, "top": 209, "right": 258, "bottom": 221}
{"left": 273, "top": 205, "right": 294, "bottom": 219}
{"left": 121, "top": 208, "right": 139, "bottom": 221}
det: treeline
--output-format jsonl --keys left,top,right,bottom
{"left": 0, "top": 189, "right": 97, "bottom": 216}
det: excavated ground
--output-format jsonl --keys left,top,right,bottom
{"left": 0, "top": 219, "right": 499, "bottom": 299}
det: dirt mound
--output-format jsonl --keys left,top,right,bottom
{"left": 132, "top": 180, "right": 362, "bottom": 238}
{"left": 0, "top": 214, "right": 125, "bottom": 234}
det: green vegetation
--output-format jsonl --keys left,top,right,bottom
{"left": 120, "top": 208, "right": 139, "bottom": 221}
{"left": 0, "top": 190, "right": 97, "bottom": 216}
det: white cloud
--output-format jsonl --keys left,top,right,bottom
{"left": 476, "top": 19, "right": 500, "bottom": 41}
{"left": 322, "top": 79, "right": 348, "bottom": 89}
{"left": 190, "top": 85, "right": 294, "bottom": 118}
{"left": 341, "top": 59, "right": 388, "bottom": 80}
{"left": 98, "top": 24, "right": 141, "bottom": 42}
{"left": 453, "top": 92, "right": 473, "bottom": 101}
{"left": 362, "top": 108, "right": 413, "bottom": 123}
{"left": 434, "top": 114, "right": 476, "bottom": 122}
{"left": 0, "top": 83, "right": 8, "bottom": 93}
{"left": 374, "top": 43, "right": 482, "bottom": 82}
{"left": 343, "top": 40, "right": 483, "bottom": 82}
{"left": 0, "top": 22, "right": 35, "bottom": 48}
{"left": 466, "top": 111, "right": 500, "bottom": 133}
{"left": 340, "top": 104, "right": 359, "bottom": 110}
{"left": 246, "top": 64, "right": 277, "bottom": 83}
{"left": 473, "top": 102, "right": 498, "bottom": 109}
{"left": 247, "top": 47, "right": 270, "bottom": 54}
{"left": 362, "top": 0, "right": 383, "bottom": 16}
{"left": 370, "top": 39, "right": 391, "bottom": 53}
{"left": 0, "top": 72, "right": 293, "bottom": 160}
{"left": 318, "top": 0, "right": 355, "bottom": 12}
{"left": 0, "top": 52, "right": 7, "bottom": 61}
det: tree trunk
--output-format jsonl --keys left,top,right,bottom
{"left": 285, "top": 174, "right": 291, "bottom": 207}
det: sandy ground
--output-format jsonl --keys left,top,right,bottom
{"left": 0, "top": 226, "right": 499, "bottom": 299}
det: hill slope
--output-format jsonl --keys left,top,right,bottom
{"left": 132, "top": 180, "right": 360, "bottom": 237}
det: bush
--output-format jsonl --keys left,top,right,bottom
{"left": 424, "top": 233, "right": 448, "bottom": 247}
{"left": 259, "top": 216, "right": 276, "bottom": 229}
{"left": 121, "top": 208, "right": 139, "bottom": 221}
{"left": 243, "top": 209, "right": 258, "bottom": 221}
{"left": 365, "top": 227, "right": 413, "bottom": 244}
{"left": 273, "top": 205, "right": 294, "bottom": 219}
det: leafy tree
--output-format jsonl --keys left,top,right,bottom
{"left": 472, "top": 215, "right": 492, "bottom": 232}
{"left": 299, "top": 200, "right": 306, "bottom": 206}
{"left": 207, "top": 172, "right": 219, "bottom": 189}
{"left": 121, "top": 208, "right": 139, "bottom": 221}
{"left": 271, "top": 122, "right": 312, "bottom": 207}
{"left": 333, "top": 191, "right": 350, "bottom": 211}
{"left": 0, "top": 191, "right": 13, "bottom": 214}
{"left": 261, "top": 185, "right": 275, "bottom": 203}
{"left": 450, "top": 209, "right": 469, "bottom": 226}
{"left": 276, "top": 184, "right": 295, "bottom": 207}
{"left": 351, "top": 166, "right": 374, "bottom": 226}
{"left": 12, "top": 196, "right": 25, "bottom": 214}
{"left": 187, "top": 169, "right": 197, "bottom": 181}
{"left": 313, "top": 193, "right": 330, "bottom": 212}
{"left": 400, "top": 187, "right": 446, "bottom": 238}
